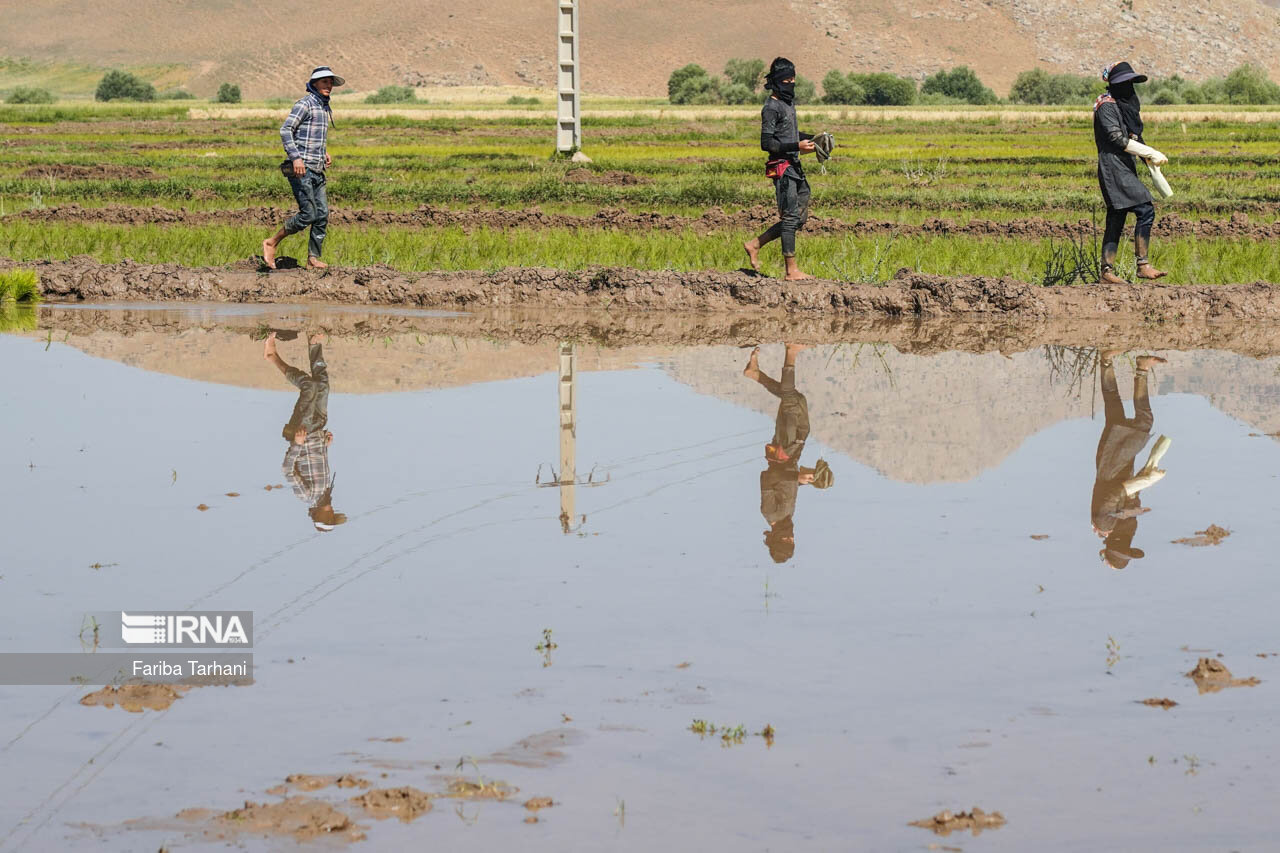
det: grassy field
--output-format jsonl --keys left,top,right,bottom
{"left": 1, "top": 102, "right": 1279, "bottom": 284}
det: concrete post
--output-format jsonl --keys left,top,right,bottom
{"left": 556, "top": 0, "right": 581, "bottom": 153}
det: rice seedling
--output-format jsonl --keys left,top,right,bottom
{"left": 0, "top": 268, "right": 41, "bottom": 303}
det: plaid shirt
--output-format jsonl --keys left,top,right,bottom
{"left": 280, "top": 92, "right": 331, "bottom": 171}
{"left": 283, "top": 432, "right": 332, "bottom": 507}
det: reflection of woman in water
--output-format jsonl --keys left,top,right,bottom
{"left": 264, "top": 332, "right": 346, "bottom": 532}
{"left": 1092, "top": 350, "right": 1170, "bottom": 569}
{"left": 743, "top": 343, "right": 833, "bottom": 563}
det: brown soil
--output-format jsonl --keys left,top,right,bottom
{"left": 910, "top": 807, "right": 1006, "bottom": 837}
{"left": 190, "top": 797, "right": 365, "bottom": 843}
{"left": 351, "top": 787, "right": 433, "bottom": 822}
{"left": 1186, "top": 657, "right": 1261, "bottom": 694}
{"left": 1173, "top": 524, "right": 1232, "bottom": 546}
{"left": 444, "top": 778, "right": 515, "bottom": 800}
{"left": 12, "top": 204, "right": 1280, "bottom": 242}
{"left": 19, "top": 164, "right": 165, "bottom": 180}
{"left": 14, "top": 257, "right": 1280, "bottom": 326}
{"left": 563, "top": 168, "right": 651, "bottom": 186}
{"left": 1140, "top": 697, "right": 1179, "bottom": 709}
{"left": 266, "top": 773, "right": 371, "bottom": 795}
{"left": 79, "top": 684, "right": 186, "bottom": 712}
{"left": 524, "top": 796, "right": 555, "bottom": 812}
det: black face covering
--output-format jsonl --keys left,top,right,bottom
{"left": 766, "top": 57, "right": 797, "bottom": 104}
{"left": 1109, "top": 82, "right": 1143, "bottom": 139}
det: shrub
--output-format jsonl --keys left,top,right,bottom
{"left": 793, "top": 75, "right": 817, "bottom": 105}
{"left": 162, "top": 89, "right": 196, "bottom": 100}
{"left": 722, "top": 83, "right": 755, "bottom": 105}
{"left": 921, "top": 66, "right": 996, "bottom": 105}
{"left": 675, "top": 74, "right": 723, "bottom": 105}
{"left": 821, "top": 70, "right": 865, "bottom": 105}
{"left": 1224, "top": 64, "right": 1280, "bottom": 104}
{"left": 506, "top": 95, "right": 539, "bottom": 105}
{"left": 848, "top": 72, "right": 915, "bottom": 106}
{"left": 366, "top": 85, "right": 417, "bottom": 104}
{"left": 0, "top": 269, "right": 40, "bottom": 303}
{"left": 668, "top": 64, "right": 710, "bottom": 102}
{"left": 6, "top": 87, "right": 54, "bottom": 104}
{"left": 1008, "top": 69, "right": 1100, "bottom": 105}
{"left": 95, "top": 70, "right": 156, "bottom": 102}
{"left": 724, "top": 58, "right": 765, "bottom": 92}
{"left": 215, "top": 83, "right": 242, "bottom": 104}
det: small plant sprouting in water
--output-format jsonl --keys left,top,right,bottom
{"left": 1183, "top": 754, "right": 1201, "bottom": 776}
{"left": 690, "top": 720, "right": 776, "bottom": 747}
{"left": 1106, "top": 635, "right": 1121, "bottom": 670}
{"left": 535, "top": 628, "right": 558, "bottom": 667}
{"left": 79, "top": 615, "right": 100, "bottom": 651}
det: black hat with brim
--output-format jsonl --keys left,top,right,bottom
{"left": 1103, "top": 61, "right": 1147, "bottom": 86}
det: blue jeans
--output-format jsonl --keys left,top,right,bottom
{"left": 281, "top": 343, "right": 329, "bottom": 439}
{"left": 284, "top": 170, "right": 328, "bottom": 259}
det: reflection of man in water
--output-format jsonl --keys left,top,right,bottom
{"left": 743, "top": 343, "right": 834, "bottom": 563}
{"left": 1092, "top": 350, "right": 1170, "bottom": 569}
{"left": 264, "top": 332, "right": 347, "bottom": 531}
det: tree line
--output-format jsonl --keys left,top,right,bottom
{"left": 668, "top": 61, "right": 1280, "bottom": 106}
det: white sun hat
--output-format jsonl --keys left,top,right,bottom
{"left": 308, "top": 66, "right": 346, "bottom": 87}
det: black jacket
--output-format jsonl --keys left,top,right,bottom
{"left": 1093, "top": 95, "right": 1152, "bottom": 210}
{"left": 761, "top": 97, "right": 811, "bottom": 178}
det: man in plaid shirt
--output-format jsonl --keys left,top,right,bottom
{"left": 264, "top": 331, "right": 347, "bottom": 531}
{"left": 262, "top": 66, "right": 345, "bottom": 270}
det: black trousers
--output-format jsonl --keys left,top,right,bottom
{"left": 1102, "top": 201, "right": 1155, "bottom": 260}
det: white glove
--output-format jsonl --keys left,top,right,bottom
{"left": 1141, "top": 435, "right": 1172, "bottom": 473}
{"left": 1123, "top": 469, "right": 1166, "bottom": 497}
{"left": 1125, "top": 139, "right": 1168, "bottom": 166}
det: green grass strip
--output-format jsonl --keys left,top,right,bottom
{"left": 1, "top": 222, "right": 1275, "bottom": 285}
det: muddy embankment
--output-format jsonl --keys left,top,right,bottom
{"left": 9, "top": 204, "right": 1280, "bottom": 241}
{"left": 18, "top": 261, "right": 1280, "bottom": 357}
{"left": 12, "top": 255, "right": 1280, "bottom": 322}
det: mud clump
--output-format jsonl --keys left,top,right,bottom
{"left": 267, "top": 773, "right": 371, "bottom": 795}
{"left": 351, "top": 787, "right": 433, "bottom": 822}
{"left": 197, "top": 797, "right": 365, "bottom": 842}
{"left": 21, "top": 164, "right": 164, "bottom": 180}
{"left": 79, "top": 684, "right": 186, "bottom": 712}
{"left": 1187, "top": 657, "right": 1260, "bottom": 694}
{"left": 1140, "top": 697, "right": 1179, "bottom": 709}
{"left": 910, "top": 807, "right": 1006, "bottom": 837}
{"left": 563, "top": 168, "right": 651, "bottom": 186}
{"left": 1173, "top": 524, "right": 1231, "bottom": 546}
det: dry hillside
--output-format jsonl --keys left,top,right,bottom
{"left": 2, "top": 0, "right": 1279, "bottom": 98}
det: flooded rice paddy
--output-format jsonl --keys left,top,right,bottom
{"left": 2, "top": 303, "right": 1279, "bottom": 851}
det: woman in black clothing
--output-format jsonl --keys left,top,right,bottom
{"left": 1093, "top": 61, "right": 1169, "bottom": 284}
{"left": 744, "top": 57, "right": 819, "bottom": 281}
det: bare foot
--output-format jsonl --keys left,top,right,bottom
{"left": 262, "top": 239, "right": 277, "bottom": 270}
{"left": 783, "top": 270, "right": 815, "bottom": 281}
{"left": 263, "top": 332, "right": 278, "bottom": 359}
{"left": 743, "top": 240, "right": 761, "bottom": 273}
{"left": 1100, "top": 270, "right": 1130, "bottom": 285}
{"left": 309, "top": 333, "right": 325, "bottom": 345}
{"left": 307, "top": 257, "right": 328, "bottom": 270}
{"left": 784, "top": 343, "right": 813, "bottom": 355}
{"left": 1135, "top": 355, "right": 1168, "bottom": 371}
{"left": 1099, "top": 348, "right": 1124, "bottom": 362}
{"left": 1136, "top": 263, "right": 1167, "bottom": 280}
{"left": 742, "top": 346, "right": 761, "bottom": 379}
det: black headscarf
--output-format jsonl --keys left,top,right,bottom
{"left": 1108, "top": 81, "right": 1143, "bottom": 140}
{"left": 765, "top": 57, "right": 797, "bottom": 105}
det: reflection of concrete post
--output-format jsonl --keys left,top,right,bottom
{"left": 556, "top": 0, "right": 581, "bottom": 153}
{"left": 558, "top": 341, "right": 577, "bottom": 532}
